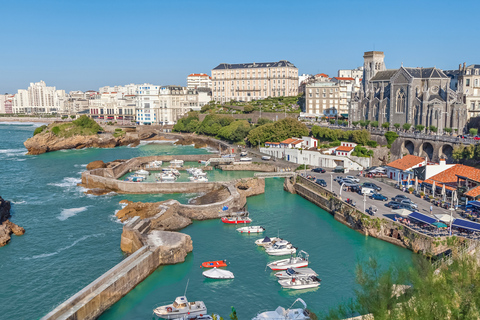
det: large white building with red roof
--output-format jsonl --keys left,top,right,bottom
{"left": 187, "top": 73, "right": 212, "bottom": 89}
{"left": 385, "top": 155, "right": 427, "bottom": 181}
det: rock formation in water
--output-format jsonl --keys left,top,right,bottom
{"left": 0, "top": 196, "right": 25, "bottom": 247}
{"left": 24, "top": 131, "right": 139, "bottom": 155}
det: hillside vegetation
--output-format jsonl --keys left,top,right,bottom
{"left": 32, "top": 115, "right": 103, "bottom": 138}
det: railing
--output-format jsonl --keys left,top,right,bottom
{"left": 254, "top": 172, "right": 296, "bottom": 178}
{"left": 433, "top": 239, "right": 479, "bottom": 269}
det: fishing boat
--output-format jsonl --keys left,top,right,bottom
{"left": 221, "top": 216, "right": 252, "bottom": 224}
{"left": 201, "top": 260, "right": 227, "bottom": 268}
{"left": 153, "top": 296, "right": 207, "bottom": 319}
{"left": 236, "top": 226, "right": 265, "bottom": 233}
{"left": 266, "top": 251, "right": 309, "bottom": 270}
{"left": 156, "top": 173, "right": 177, "bottom": 182}
{"left": 239, "top": 157, "right": 253, "bottom": 162}
{"left": 278, "top": 275, "right": 321, "bottom": 290}
{"left": 252, "top": 298, "right": 311, "bottom": 320}
{"left": 147, "top": 160, "right": 163, "bottom": 168}
{"left": 202, "top": 267, "right": 234, "bottom": 279}
{"left": 170, "top": 159, "right": 184, "bottom": 167}
{"left": 135, "top": 169, "right": 150, "bottom": 177}
{"left": 265, "top": 240, "right": 296, "bottom": 256}
{"left": 255, "top": 236, "right": 282, "bottom": 247}
{"left": 274, "top": 268, "right": 318, "bottom": 280}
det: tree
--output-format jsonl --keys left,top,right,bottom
{"left": 415, "top": 124, "right": 425, "bottom": 132}
{"left": 452, "top": 145, "right": 465, "bottom": 161}
{"left": 470, "top": 128, "right": 478, "bottom": 136}
{"left": 256, "top": 118, "right": 272, "bottom": 126}
{"left": 444, "top": 127, "right": 452, "bottom": 133}
{"left": 243, "top": 105, "right": 254, "bottom": 113}
{"left": 70, "top": 115, "right": 75, "bottom": 119}
{"left": 429, "top": 126, "right": 438, "bottom": 133}
{"left": 403, "top": 123, "right": 411, "bottom": 131}
{"left": 371, "top": 121, "right": 379, "bottom": 128}
{"left": 382, "top": 122, "right": 390, "bottom": 129}
{"left": 364, "top": 120, "right": 371, "bottom": 128}
{"left": 247, "top": 118, "right": 309, "bottom": 146}
{"left": 385, "top": 131, "right": 399, "bottom": 147}
{"left": 352, "top": 121, "right": 360, "bottom": 127}
{"left": 393, "top": 123, "right": 401, "bottom": 130}
{"left": 351, "top": 129, "right": 371, "bottom": 145}
{"left": 329, "top": 119, "right": 335, "bottom": 125}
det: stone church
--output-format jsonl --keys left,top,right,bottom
{"left": 351, "top": 51, "right": 467, "bottom": 132}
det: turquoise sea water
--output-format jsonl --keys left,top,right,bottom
{"left": 0, "top": 123, "right": 413, "bottom": 319}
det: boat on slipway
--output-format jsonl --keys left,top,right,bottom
{"left": 267, "top": 251, "right": 309, "bottom": 270}
{"left": 252, "top": 298, "right": 311, "bottom": 320}
{"left": 265, "top": 240, "right": 296, "bottom": 256}
{"left": 202, "top": 267, "right": 234, "bottom": 279}
{"left": 278, "top": 275, "right": 321, "bottom": 290}
{"left": 153, "top": 296, "right": 207, "bottom": 319}
{"left": 221, "top": 216, "right": 252, "bottom": 224}
{"left": 274, "top": 267, "right": 318, "bottom": 280}
{"left": 255, "top": 236, "right": 282, "bottom": 247}
{"left": 236, "top": 226, "right": 265, "bottom": 233}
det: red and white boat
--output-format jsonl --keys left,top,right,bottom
{"left": 201, "top": 260, "right": 227, "bottom": 268}
{"left": 267, "top": 251, "right": 309, "bottom": 271}
{"left": 221, "top": 216, "right": 252, "bottom": 224}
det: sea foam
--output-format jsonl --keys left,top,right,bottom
{"left": 57, "top": 207, "right": 88, "bottom": 221}
{"left": 48, "top": 177, "right": 81, "bottom": 188}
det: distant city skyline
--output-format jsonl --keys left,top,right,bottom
{"left": 1, "top": 0, "right": 479, "bottom": 93}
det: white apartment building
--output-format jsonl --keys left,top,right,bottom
{"left": 90, "top": 92, "right": 136, "bottom": 123}
{"left": 187, "top": 73, "right": 212, "bottom": 89}
{"left": 99, "top": 84, "right": 137, "bottom": 95}
{"left": 304, "top": 82, "right": 340, "bottom": 117}
{"left": 338, "top": 66, "right": 363, "bottom": 79}
{"left": 135, "top": 84, "right": 160, "bottom": 125}
{"left": 211, "top": 60, "right": 298, "bottom": 103}
{"left": 12, "top": 81, "right": 66, "bottom": 114}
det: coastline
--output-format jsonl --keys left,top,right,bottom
{"left": 0, "top": 117, "right": 59, "bottom": 123}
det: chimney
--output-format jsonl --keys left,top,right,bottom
{"left": 439, "top": 158, "right": 446, "bottom": 166}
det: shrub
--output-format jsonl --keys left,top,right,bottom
{"left": 351, "top": 145, "right": 374, "bottom": 157}
{"left": 444, "top": 127, "right": 452, "bottom": 133}
{"left": 393, "top": 123, "right": 401, "bottom": 130}
{"left": 61, "top": 116, "right": 68, "bottom": 120}
{"left": 415, "top": 124, "right": 425, "bottom": 132}
{"left": 351, "top": 129, "right": 370, "bottom": 145}
{"left": 52, "top": 126, "right": 60, "bottom": 135}
{"left": 430, "top": 126, "right": 438, "bottom": 132}
{"left": 329, "top": 119, "right": 335, "bottom": 125}
{"left": 115, "top": 128, "right": 122, "bottom": 132}
{"left": 367, "top": 140, "right": 378, "bottom": 148}
{"left": 33, "top": 125, "right": 47, "bottom": 136}
{"left": 329, "top": 140, "right": 341, "bottom": 147}
{"left": 243, "top": 105, "right": 254, "bottom": 113}
{"left": 371, "top": 121, "right": 379, "bottom": 128}
{"left": 70, "top": 115, "right": 75, "bottom": 119}
{"left": 470, "top": 128, "right": 478, "bottom": 136}
{"left": 403, "top": 123, "right": 412, "bottom": 131}
{"left": 385, "top": 131, "right": 399, "bottom": 146}
{"left": 382, "top": 122, "right": 389, "bottom": 129}
{"left": 296, "top": 164, "right": 310, "bottom": 171}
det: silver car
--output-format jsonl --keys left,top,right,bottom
{"left": 400, "top": 199, "right": 418, "bottom": 209}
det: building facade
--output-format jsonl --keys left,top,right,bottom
{"left": 187, "top": 73, "right": 212, "bottom": 89}
{"left": 211, "top": 60, "right": 298, "bottom": 102}
{"left": 352, "top": 51, "right": 467, "bottom": 133}
{"left": 304, "top": 82, "right": 341, "bottom": 117}
{"left": 338, "top": 66, "right": 363, "bottom": 79}
{"left": 456, "top": 64, "right": 480, "bottom": 119}
{"left": 12, "top": 81, "right": 66, "bottom": 114}
{"left": 89, "top": 92, "right": 136, "bottom": 123}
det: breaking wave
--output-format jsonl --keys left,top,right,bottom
{"left": 57, "top": 207, "right": 88, "bottom": 221}
{"left": 48, "top": 177, "right": 81, "bottom": 188}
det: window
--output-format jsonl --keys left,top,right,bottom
{"left": 467, "top": 79, "right": 470, "bottom": 86}
{"left": 396, "top": 88, "right": 406, "bottom": 113}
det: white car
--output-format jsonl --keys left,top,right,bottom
{"left": 345, "top": 175, "right": 360, "bottom": 183}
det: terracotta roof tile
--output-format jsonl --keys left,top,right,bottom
{"left": 465, "top": 186, "right": 480, "bottom": 198}
{"left": 281, "top": 138, "right": 297, "bottom": 144}
{"left": 333, "top": 77, "right": 355, "bottom": 81}
{"left": 336, "top": 146, "right": 354, "bottom": 152}
{"left": 291, "top": 140, "right": 303, "bottom": 145}
{"left": 454, "top": 165, "right": 480, "bottom": 183}
{"left": 386, "top": 155, "right": 425, "bottom": 171}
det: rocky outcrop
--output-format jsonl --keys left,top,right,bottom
{"left": 147, "top": 231, "right": 193, "bottom": 264}
{"left": 188, "top": 186, "right": 231, "bottom": 205}
{"left": 236, "top": 178, "right": 265, "bottom": 198}
{"left": 86, "top": 160, "right": 107, "bottom": 170}
{"left": 0, "top": 196, "right": 25, "bottom": 247}
{"left": 24, "top": 132, "right": 139, "bottom": 155}
{"left": 283, "top": 176, "right": 297, "bottom": 194}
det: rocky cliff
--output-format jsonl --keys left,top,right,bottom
{"left": 0, "top": 196, "right": 25, "bottom": 247}
{"left": 24, "top": 132, "right": 139, "bottom": 155}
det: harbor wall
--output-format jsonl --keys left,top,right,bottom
{"left": 217, "top": 163, "right": 277, "bottom": 172}
{"left": 291, "top": 176, "right": 454, "bottom": 256}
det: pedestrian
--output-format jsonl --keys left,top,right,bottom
{"left": 430, "top": 205, "right": 433, "bottom": 215}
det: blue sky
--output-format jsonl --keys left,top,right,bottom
{"left": 1, "top": 0, "right": 478, "bottom": 93}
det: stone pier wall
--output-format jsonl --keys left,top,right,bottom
{"left": 217, "top": 163, "right": 277, "bottom": 172}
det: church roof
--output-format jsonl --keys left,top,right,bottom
{"left": 370, "top": 69, "right": 398, "bottom": 81}
{"left": 428, "top": 94, "right": 445, "bottom": 102}
{"left": 213, "top": 60, "right": 296, "bottom": 70}
{"left": 403, "top": 67, "right": 448, "bottom": 79}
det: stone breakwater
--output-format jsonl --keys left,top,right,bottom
{"left": 0, "top": 196, "right": 25, "bottom": 247}
{"left": 24, "top": 131, "right": 140, "bottom": 155}
{"left": 287, "top": 176, "right": 470, "bottom": 257}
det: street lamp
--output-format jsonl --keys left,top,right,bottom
{"left": 330, "top": 174, "right": 333, "bottom": 192}
{"left": 340, "top": 182, "right": 345, "bottom": 199}
{"left": 363, "top": 192, "right": 367, "bottom": 213}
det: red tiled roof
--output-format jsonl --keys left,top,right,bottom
{"left": 265, "top": 141, "right": 280, "bottom": 145}
{"left": 291, "top": 140, "right": 304, "bottom": 145}
{"left": 188, "top": 73, "right": 210, "bottom": 77}
{"left": 281, "top": 138, "right": 297, "bottom": 144}
{"left": 333, "top": 77, "right": 355, "bottom": 81}
{"left": 465, "top": 186, "right": 480, "bottom": 198}
{"left": 423, "top": 179, "right": 456, "bottom": 191}
{"left": 315, "top": 73, "right": 329, "bottom": 78}
{"left": 386, "top": 155, "right": 425, "bottom": 171}
{"left": 454, "top": 165, "right": 480, "bottom": 183}
{"left": 336, "top": 146, "right": 354, "bottom": 152}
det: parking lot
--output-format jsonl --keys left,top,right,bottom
{"left": 305, "top": 170, "right": 460, "bottom": 222}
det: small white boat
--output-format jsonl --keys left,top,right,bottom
{"left": 275, "top": 268, "right": 318, "bottom": 280}
{"left": 147, "top": 160, "right": 163, "bottom": 168}
{"left": 190, "top": 176, "right": 208, "bottom": 182}
{"left": 255, "top": 236, "right": 282, "bottom": 247}
{"left": 170, "top": 159, "right": 184, "bottom": 167}
{"left": 202, "top": 267, "right": 234, "bottom": 279}
{"left": 125, "top": 175, "right": 145, "bottom": 182}
{"left": 239, "top": 157, "right": 253, "bottom": 162}
{"left": 261, "top": 156, "right": 271, "bottom": 161}
{"left": 278, "top": 275, "right": 321, "bottom": 290}
{"left": 265, "top": 240, "right": 297, "bottom": 256}
{"left": 156, "top": 173, "right": 177, "bottom": 182}
{"left": 252, "top": 298, "right": 311, "bottom": 320}
{"left": 135, "top": 169, "right": 150, "bottom": 177}
{"left": 240, "top": 151, "right": 248, "bottom": 157}
{"left": 153, "top": 296, "right": 207, "bottom": 319}
{"left": 267, "top": 251, "right": 309, "bottom": 270}
{"left": 237, "top": 226, "right": 265, "bottom": 233}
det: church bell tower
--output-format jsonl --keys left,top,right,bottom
{"left": 363, "top": 51, "right": 386, "bottom": 84}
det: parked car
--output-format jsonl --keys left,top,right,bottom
{"left": 333, "top": 166, "right": 345, "bottom": 173}
{"left": 385, "top": 201, "right": 401, "bottom": 208}
{"left": 363, "top": 182, "right": 382, "bottom": 191}
{"left": 370, "top": 193, "right": 388, "bottom": 201}
{"left": 312, "top": 167, "right": 326, "bottom": 173}
{"left": 345, "top": 175, "right": 360, "bottom": 183}
{"left": 475, "top": 136, "right": 480, "bottom": 141}
{"left": 340, "top": 178, "right": 355, "bottom": 185}
{"left": 315, "top": 179, "right": 327, "bottom": 187}
{"left": 392, "top": 195, "right": 409, "bottom": 202}
{"left": 400, "top": 199, "right": 418, "bottom": 209}
{"left": 395, "top": 203, "right": 416, "bottom": 211}
{"left": 333, "top": 176, "right": 343, "bottom": 182}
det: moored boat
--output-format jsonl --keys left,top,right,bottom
{"left": 255, "top": 236, "right": 282, "bottom": 247}
{"left": 252, "top": 298, "right": 311, "bottom": 320}
{"left": 278, "top": 275, "right": 321, "bottom": 290}
{"left": 135, "top": 169, "right": 150, "bottom": 177}
{"left": 275, "top": 267, "right": 318, "bottom": 280}
{"left": 221, "top": 216, "right": 252, "bottom": 224}
{"left": 147, "top": 160, "right": 163, "bottom": 168}
{"left": 202, "top": 267, "right": 234, "bottom": 279}
{"left": 265, "top": 240, "right": 296, "bottom": 256}
{"left": 201, "top": 260, "right": 227, "bottom": 268}
{"left": 153, "top": 296, "right": 207, "bottom": 319}
{"left": 239, "top": 157, "right": 253, "bottom": 162}
{"left": 170, "top": 159, "right": 184, "bottom": 167}
{"left": 236, "top": 226, "right": 265, "bottom": 233}
{"left": 267, "top": 251, "right": 309, "bottom": 270}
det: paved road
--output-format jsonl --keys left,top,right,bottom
{"left": 305, "top": 170, "right": 460, "bottom": 222}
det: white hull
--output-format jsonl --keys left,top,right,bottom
{"left": 153, "top": 296, "right": 207, "bottom": 320}
{"left": 266, "top": 248, "right": 297, "bottom": 256}
{"left": 255, "top": 237, "right": 282, "bottom": 247}
{"left": 237, "top": 226, "right": 265, "bottom": 233}
{"left": 275, "top": 268, "right": 318, "bottom": 280}
{"left": 278, "top": 276, "right": 321, "bottom": 290}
